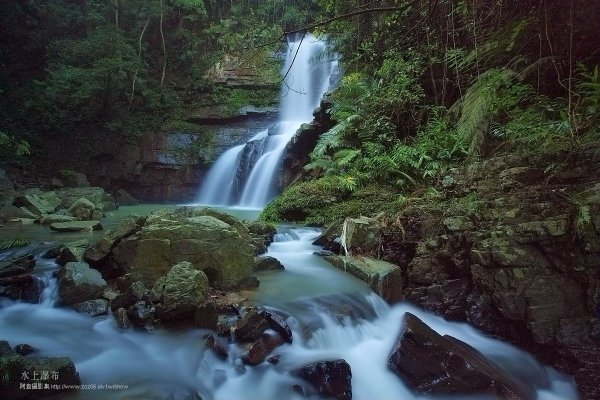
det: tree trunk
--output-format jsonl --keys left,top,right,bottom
{"left": 159, "top": 0, "right": 167, "bottom": 91}
{"left": 129, "top": 18, "right": 150, "bottom": 106}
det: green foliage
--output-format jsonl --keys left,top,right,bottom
{"left": 260, "top": 176, "right": 399, "bottom": 226}
{"left": 454, "top": 68, "right": 520, "bottom": 154}
{"left": 0, "top": 131, "right": 30, "bottom": 157}
{"left": 0, "top": 238, "right": 31, "bottom": 251}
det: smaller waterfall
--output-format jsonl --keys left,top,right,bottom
{"left": 196, "top": 33, "right": 334, "bottom": 208}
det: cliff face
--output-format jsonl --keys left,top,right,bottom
{"left": 75, "top": 50, "right": 285, "bottom": 203}
{"left": 379, "top": 148, "right": 600, "bottom": 399}
{"left": 278, "top": 98, "right": 335, "bottom": 190}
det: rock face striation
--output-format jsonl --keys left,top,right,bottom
{"left": 317, "top": 149, "right": 599, "bottom": 400}
{"left": 387, "top": 313, "right": 534, "bottom": 399}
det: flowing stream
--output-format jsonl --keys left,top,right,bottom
{"left": 196, "top": 34, "right": 335, "bottom": 208}
{"left": 0, "top": 224, "right": 579, "bottom": 400}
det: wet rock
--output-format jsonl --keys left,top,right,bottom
{"left": 313, "top": 250, "right": 336, "bottom": 257}
{"left": 204, "top": 334, "right": 228, "bottom": 360}
{"left": 159, "top": 261, "right": 209, "bottom": 322}
{"left": 245, "top": 221, "right": 277, "bottom": 253}
{"left": 260, "top": 310, "right": 293, "bottom": 343}
{"left": 56, "top": 240, "right": 89, "bottom": 266}
{"left": 115, "top": 307, "right": 131, "bottom": 330}
{"left": 72, "top": 299, "right": 109, "bottom": 317}
{"left": 253, "top": 256, "right": 285, "bottom": 272}
{"left": 55, "top": 186, "right": 117, "bottom": 212}
{"left": 312, "top": 221, "right": 342, "bottom": 247}
{"left": 105, "top": 209, "right": 255, "bottom": 289}
{"left": 15, "top": 344, "right": 38, "bottom": 355}
{"left": 0, "top": 254, "right": 35, "bottom": 278}
{"left": 340, "top": 216, "right": 381, "bottom": 255}
{"left": 245, "top": 221, "right": 277, "bottom": 239}
{"left": 68, "top": 197, "right": 96, "bottom": 220}
{"left": 217, "top": 321, "right": 232, "bottom": 337}
{"left": 233, "top": 308, "right": 269, "bottom": 342}
{"left": 0, "top": 274, "right": 45, "bottom": 303}
{"left": 296, "top": 359, "right": 352, "bottom": 400}
{"left": 50, "top": 220, "right": 103, "bottom": 232}
{"left": 323, "top": 255, "right": 403, "bottom": 303}
{"left": 127, "top": 301, "right": 155, "bottom": 329}
{"left": 387, "top": 312, "right": 534, "bottom": 399}
{"left": 243, "top": 332, "right": 285, "bottom": 365}
{"left": 194, "top": 300, "right": 218, "bottom": 330}
{"left": 83, "top": 215, "right": 146, "bottom": 277}
{"left": 0, "top": 354, "right": 80, "bottom": 399}
{"left": 57, "top": 261, "right": 107, "bottom": 306}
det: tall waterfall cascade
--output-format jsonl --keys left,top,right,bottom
{"left": 196, "top": 34, "right": 336, "bottom": 208}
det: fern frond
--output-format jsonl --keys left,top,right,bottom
{"left": 311, "top": 114, "right": 359, "bottom": 158}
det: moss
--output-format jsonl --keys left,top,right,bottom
{"left": 260, "top": 177, "right": 402, "bottom": 226}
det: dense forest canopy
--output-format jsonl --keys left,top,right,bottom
{"left": 1, "top": 0, "right": 599, "bottom": 184}
{"left": 0, "top": 0, "right": 318, "bottom": 163}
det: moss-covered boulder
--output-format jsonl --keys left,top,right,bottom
{"left": 57, "top": 262, "right": 107, "bottom": 306}
{"left": 93, "top": 207, "right": 256, "bottom": 290}
{"left": 155, "top": 261, "right": 209, "bottom": 322}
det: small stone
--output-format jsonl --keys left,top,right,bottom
{"left": 204, "top": 334, "right": 228, "bottom": 360}
{"left": 72, "top": 299, "right": 109, "bottom": 317}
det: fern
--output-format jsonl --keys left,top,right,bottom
{"left": 311, "top": 114, "right": 358, "bottom": 158}
{"left": 455, "top": 68, "right": 519, "bottom": 155}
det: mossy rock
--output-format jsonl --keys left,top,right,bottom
{"left": 109, "top": 208, "right": 255, "bottom": 289}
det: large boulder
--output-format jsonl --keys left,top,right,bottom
{"left": 55, "top": 187, "right": 117, "bottom": 212}
{"left": 105, "top": 208, "right": 255, "bottom": 289}
{"left": 83, "top": 216, "right": 147, "bottom": 274}
{"left": 0, "top": 254, "right": 35, "bottom": 279}
{"left": 57, "top": 262, "right": 107, "bottom": 306}
{"left": 387, "top": 312, "right": 534, "bottom": 399}
{"left": 68, "top": 197, "right": 96, "bottom": 220}
{"left": 296, "top": 359, "right": 352, "bottom": 400}
{"left": 155, "top": 261, "right": 209, "bottom": 321}
{"left": 0, "top": 274, "right": 45, "bottom": 303}
{"left": 14, "top": 192, "right": 61, "bottom": 215}
{"left": 322, "top": 255, "right": 403, "bottom": 303}
{"left": 56, "top": 240, "right": 89, "bottom": 266}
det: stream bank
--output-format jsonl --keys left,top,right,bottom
{"left": 297, "top": 147, "right": 600, "bottom": 400}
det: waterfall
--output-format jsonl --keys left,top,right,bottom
{"left": 196, "top": 33, "right": 334, "bottom": 208}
